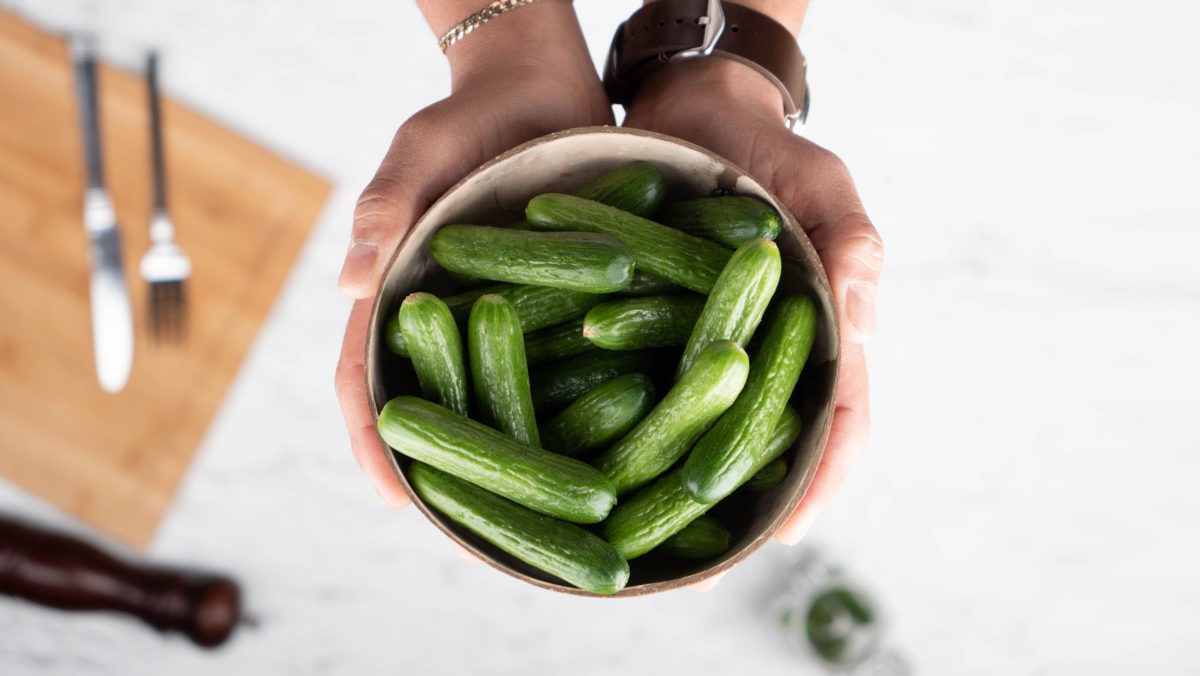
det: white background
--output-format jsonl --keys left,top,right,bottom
{"left": 1, "top": 1, "right": 1198, "bottom": 673}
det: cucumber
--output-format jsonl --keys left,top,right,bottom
{"left": 386, "top": 284, "right": 602, "bottom": 357}
{"left": 675, "top": 238, "right": 781, "bottom": 380}
{"left": 468, "top": 295, "right": 539, "bottom": 446}
{"left": 602, "top": 469, "right": 710, "bottom": 560}
{"left": 575, "top": 161, "right": 666, "bottom": 218}
{"left": 617, "top": 270, "right": 685, "bottom": 297}
{"left": 539, "top": 373, "right": 656, "bottom": 458}
{"left": 523, "top": 321, "right": 595, "bottom": 368}
{"left": 583, "top": 295, "right": 705, "bottom": 350}
{"left": 682, "top": 295, "right": 817, "bottom": 503}
{"left": 744, "top": 457, "right": 787, "bottom": 491}
{"left": 525, "top": 194, "right": 732, "bottom": 294}
{"left": 398, "top": 293, "right": 469, "bottom": 416}
{"left": 408, "top": 462, "right": 629, "bottom": 595}
{"left": 657, "top": 514, "right": 731, "bottom": 559}
{"left": 377, "top": 396, "right": 615, "bottom": 523}
{"left": 594, "top": 340, "right": 749, "bottom": 496}
{"left": 384, "top": 312, "right": 409, "bottom": 357}
{"left": 602, "top": 405, "right": 802, "bottom": 559}
{"left": 530, "top": 349, "right": 662, "bottom": 414}
{"left": 656, "top": 196, "right": 782, "bottom": 248}
{"left": 431, "top": 225, "right": 634, "bottom": 294}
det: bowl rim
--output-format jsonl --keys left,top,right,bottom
{"left": 364, "top": 125, "right": 840, "bottom": 597}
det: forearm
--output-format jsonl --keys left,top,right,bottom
{"left": 415, "top": 0, "right": 597, "bottom": 92}
{"left": 641, "top": 0, "right": 809, "bottom": 36}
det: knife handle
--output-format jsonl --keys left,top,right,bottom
{"left": 72, "top": 39, "right": 105, "bottom": 190}
{"left": 0, "top": 515, "right": 240, "bottom": 648}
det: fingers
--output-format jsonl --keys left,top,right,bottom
{"left": 338, "top": 106, "right": 470, "bottom": 299}
{"left": 775, "top": 342, "right": 870, "bottom": 545}
{"left": 334, "top": 298, "right": 411, "bottom": 509}
{"left": 778, "top": 142, "right": 884, "bottom": 346}
{"left": 687, "top": 571, "right": 727, "bottom": 592}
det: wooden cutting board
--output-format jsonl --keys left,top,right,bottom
{"left": 0, "top": 9, "right": 330, "bottom": 547}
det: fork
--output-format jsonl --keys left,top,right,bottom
{"left": 138, "top": 51, "right": 190, "bottom": 341}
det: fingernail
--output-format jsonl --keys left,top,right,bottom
{"left": 375, "top": 485, "right": 403, "bottom": 510}
{"left": 846, "top": 281, "right": 877, "bottom": 338}
{"left": 776, "top": 513, "right": 816, "bottom": 546}
{"left": 339, "top": 241, "right": 378, "bottom": 288}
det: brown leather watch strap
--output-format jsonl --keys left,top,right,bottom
{"left": 603, "top": 0, "right": 809, "bottom": 126}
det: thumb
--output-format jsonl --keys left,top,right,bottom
{"left": 338, "top": 107, "right": 470, "bottom": 299}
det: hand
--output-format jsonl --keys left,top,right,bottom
{"left": 624, "top": 59, "right": 884, "bottom": 545}
{"left": 334, "top": 2, "right": 613, "bottom": 509}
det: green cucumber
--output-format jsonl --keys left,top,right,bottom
{"left": 525, "top": 193, "right": 732, "bottom": 294}
{"left": 398, "top": 293, "right": 469, "bottom": 416}
{"left": 617, "top": 270, "right": 685, "bottom": 297}
{"left": 656, "top": 196, "right": 782, "bottom": 248}
{"left": 602, "top": 469, "right": 710, "bottom": 560}
{"left": 603, "top": 405, "right": 802, "bottom": 559}
{"left": 744, "top": 457, "right": 787, "bottom": 491}
{"left": 408, "top": 462, "right": 629, "bottom": 595}
{"left": 539, "top": 373, "right": 656, "bottom": 458}
{"left": 468, "top": 295, "right": 539, "bottom": 446}
{"left": 594, "top": 340, "right": 749, "bottom": 496}
{"left": 523, "top": 321, "right": 595, "bottom": 368}
{"left": 431, "top": 225, "right": 634, "bottom": 293}
{"left": 384, "top": 312, "right": 409, "bottom": 357}
{"left": 530, "top": 349, "right": 662, "bottom": 414}
{"left": 386, "top": 284, "right": 602, "bottom": 357}
{"left": 676, "top": 238, "right": 781, "bottom": 380}
{"left": 575, "top": 161, "right": 666, "bottom": 218}
{"left": 377, "top": 396, "right": 615, "bottom": 523}
{"left": 657, "top": 514, "right": 731, "bottom": 559}
{"left": 682, "top": 295, "right": 817, "bottom": 503}
{"left": 583, "top": 295, "right": 706, "bottom": 350}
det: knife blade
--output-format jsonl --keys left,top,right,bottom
{"left": 74, "top": 40, "right": 134, "bottom": 393}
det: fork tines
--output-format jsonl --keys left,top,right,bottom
{"left": 148, "top": 280, "right": 186, "bottom": 342}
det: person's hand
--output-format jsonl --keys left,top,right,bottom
{"left": 335, "top": 2, "right": 613, "bottom": 509}
{"left": 624, "top": 59, "right": 884, "bottom": 546}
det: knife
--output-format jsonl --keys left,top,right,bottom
{"left": 73, "top": 39, "right": 134, "bottom": 393}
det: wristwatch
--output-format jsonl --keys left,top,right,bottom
{"left": 603, "top": 0, "right": 810, "bottom": 128}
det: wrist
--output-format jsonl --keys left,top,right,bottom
{"left": 627, "top": 57, "right": 784, "bottom": 124}
{"left": 431, "top": 0, "right": 595, "bottom": 94}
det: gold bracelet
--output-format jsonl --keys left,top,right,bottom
{"left": 438, "top": 0, "right": 544, "bottom": 53}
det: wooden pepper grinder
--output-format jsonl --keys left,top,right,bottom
{"left": 0, "top": 515, "right": 241, "bottom": 648}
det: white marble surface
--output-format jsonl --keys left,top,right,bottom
{"left": 1, "top": 0, "right": 1198, "bottom": 673}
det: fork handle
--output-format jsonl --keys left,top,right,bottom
{"left": 147, "top": 51, "right": 168, "bottom": 211}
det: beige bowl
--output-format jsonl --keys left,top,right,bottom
{"left": 365, "top": 127, "right": 839, "bottom": 597}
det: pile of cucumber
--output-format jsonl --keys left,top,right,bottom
{"left": 376, "top": 162, "right": 818, "bottom": 595}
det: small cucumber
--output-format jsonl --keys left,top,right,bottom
{"left": 594, "top": 340, "right": 749, "bottom": 496}
{"left": 656, "top": 196, "right": 782, "bottom": 248}
{"left": 431, "top": 225, "right": 634, "bottom": 294}
{"left": 468, "top": 295, "right": 539, "bottom": 446}
{"left": 682, "top": 295, "right": 817, "bottom": 503}
{"left": 583, "top": 295, "right": 706, "bottom": 350}
{"left": 575, "top": 161, "right": 666, "bottom": 218}
{"left": 386, "top": 284, "right": 603, "bottom": 357}
{"left": 676, "top": 238, "right": 781, "bottom": 380}
{"left": 523, "top": 321, "right": 595, "bottom": 369}
{"left": 603, "top": 406, "right": 802, "bottom": 559}
{"left": 525, "top": 194, "right": 732, "bottom": 294}
{"left": 408, "top": 462, "right": 629, "bottom": 595}
{"left": 657, "top": 514, "right": 731, "bottom": 559}
{"left": 539, "top": 373, "right": 656, "bottom": 458}
{"left": 617, "top": 270, "right": 685, "bottom": 297}
{"left": 377, "top": 396, "right": 615, "bottom": 523}
{"left": 398, "top": 293, "right": 469, "bottom": 416}
{"left": 602, "top": 469, "right": 710, "bottom": 560}
{"left": 744, "top": 457, "right": 787, "bottom": 491}
{"left": 530, "top": 349, "right": 663, "bottom": 414}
